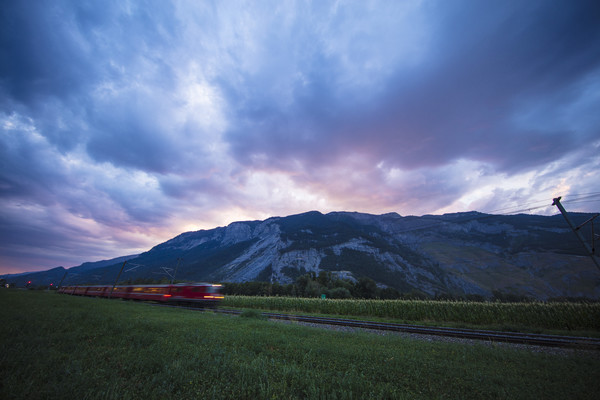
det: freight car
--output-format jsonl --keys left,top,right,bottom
{"left": 58, "top": 283, "right": 224, "bottom": 307}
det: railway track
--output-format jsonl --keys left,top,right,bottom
{"left": 259, "top": 312, "right": 600, "bottom": 350}
{"left": 156, "top": 304, "right": 600, "bottom": 350}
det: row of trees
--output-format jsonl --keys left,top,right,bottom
{"left": 222, "top": 272, "right": 599, "bottom": 302}
{"left": 223, "top": 271, "right": 427, "bottom": 300}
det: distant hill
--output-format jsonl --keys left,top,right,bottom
{"left": 1, "top": 255, "right": 138, "bottom": 288}
{"left": 73, "top": 255, "right": 140, "bottom": 272}
{"left": 4, "top": 211, "right": 599, "bottom": 299}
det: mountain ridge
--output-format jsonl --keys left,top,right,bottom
{"left": 3, "top": 210, "right": 599, "bottom": 299}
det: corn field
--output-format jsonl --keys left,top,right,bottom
{"left": 222, "top": 296, "right": 600, "bottom": 331}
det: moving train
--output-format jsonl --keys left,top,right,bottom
{"left": 58, "top": 283, "right": 224, "bottom": 306}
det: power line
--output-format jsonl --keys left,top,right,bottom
{"left": 480, "top": 193, "right": 600, "bottom": 217}
{"left": 563, "top": 191, "right": 600, "bottom": 199}
{"left": 563, "top": 198, "right": 600, "bottom": 206}
{"left": 483, "top": 198, "right": 554, "bottom": 215}
{"left": 391, "top": 194, "right": 597, "bottom": 236}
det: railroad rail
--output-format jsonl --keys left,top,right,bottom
{"left": 259, "top": 312, "right": 600, "bottom": 350}
{"left": 155, "top": 304, "right": 600, "bottom": 350}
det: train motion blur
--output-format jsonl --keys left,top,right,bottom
{"left": 58, "top": 283, "right": 224, "bottom": 306}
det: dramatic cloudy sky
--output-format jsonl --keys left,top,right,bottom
{"left": 1, "top": 0, "right": 599, "bottom": 274}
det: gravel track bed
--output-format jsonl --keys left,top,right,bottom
{"left": 273, "top": 319, "right": 600, "bottom": 358}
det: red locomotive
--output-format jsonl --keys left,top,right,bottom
{"left": 58, "top": 283, "right": 224, "bottom": 306}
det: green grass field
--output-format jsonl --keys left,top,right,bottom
{"left": 1, "top": 290, "right": 599, "bottom": 399}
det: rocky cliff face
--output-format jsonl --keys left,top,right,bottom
{"left": 122, "top": 210, "right": 600, "bottom": 299}
{"left": 9, "top": 210, "right": 600, "bottom": 299}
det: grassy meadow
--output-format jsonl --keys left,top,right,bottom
{"left": 1, "top": 290, "right": 599, "bottom": 399}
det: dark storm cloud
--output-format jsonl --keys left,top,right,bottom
{"left": 1, "top": 0, "right": 180, "bottom": 156}
{"left": 1, "top": 0, "right": 178, "bottom": 99}
{"left": 224, "top": 0, "right": 600, "bottom": 174}
{"left": 0, "top": 1, "right": 96, "bottom": 103}
{"left": 86, "top": 93, "right": 180, "bottom": 173}
{"left": 0, "top": 115, "right": 64, "bottom": 202}
{"left": 372, "top": 0, "right": 600, "bottom": 172}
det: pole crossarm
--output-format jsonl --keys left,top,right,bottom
{"left": 575, "top": 213, "right": 599, "bottom": 232}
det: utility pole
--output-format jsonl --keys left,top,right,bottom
{"left": 109, "top": 260, "right": 128, "bottom": 299}
{"left": 57, "top": 270, "right": 69, "bottom": 290}
{"left": 171, "top": 258, "right": 182, "bottom": 285}
{"left": 552, "top": 197, "right": 600, "bottom": 271}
